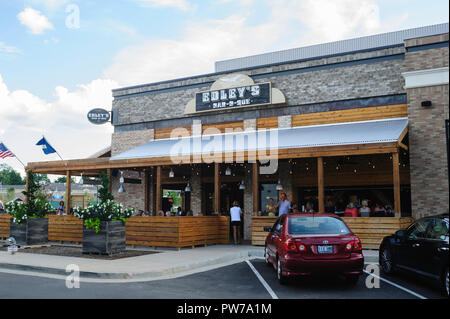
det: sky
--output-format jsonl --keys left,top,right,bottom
{"left": 0, "top": 0, "right": 448, "bottom": 180}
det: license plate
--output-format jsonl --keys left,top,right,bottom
{"left": 317, "top": 245, "right": 333, "bottom": 254}
{"left": 8, "top": 245, "right": 18, "bottom": 253}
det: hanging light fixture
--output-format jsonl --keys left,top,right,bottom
{"left": 185, "top": 183, "right": 191, "bottom": 192}
{"left": 169, "top": 168, "right": 175, "bottom": 178}
{"left": 79, "top": 172, "right": 84, "bottom": 185}
{"left": 118, "top": 171, "right": 125, "bottom": 193}
{"left": 225, "top": 166, "right": 232, "bottom": 176}
{"left": 239, "top": 180, "right": 246, "bottom": 190}
{"left": 276, "top": 179, "right": 283, "bottom": 191}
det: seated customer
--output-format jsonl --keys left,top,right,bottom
{"left": 359, "top": 200, "right": 371, "bottom": 217}
{"left": 373, "top": 203, "right": 386, "bottom": 217}
{"left": 344, "top": 202, "right": 358, "bottom": 217}
{"left": 304, "top": 201, "right": 315, "bottom": 213}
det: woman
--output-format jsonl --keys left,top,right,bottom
{"left": 57, "top": 201, "right": 65, "bottom": 216}
{"left": 305, "top": 201, "right": 315, "bottom": 213}
{"left": 359, "top": 200, "right": 371, "bottom": 217}
{"left": 265, "top": 198, "right": 276, "bottom": 216}
{"left": 344, "top": 202, "right": 358, "bottom": 217}
{"left": 230, "top": 200, "right": 243, "bottom": 245}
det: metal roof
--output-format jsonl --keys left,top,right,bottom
{"left": 111, "top": 118, "right": 408, "bottom": 160}
{"left": 215, "top": 23, "right": 449, "bottom": 72}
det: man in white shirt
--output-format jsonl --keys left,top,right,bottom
{"left": 230, "top": 200, "right": 243, "bottom": 245}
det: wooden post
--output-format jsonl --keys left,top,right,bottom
{"left": 107, "top": 168, "right": 112, "bottom": 193}
{"left": 144, "top": 169, "right": 149, "bottom": 212}
{"left": 252, "top": 162, "right": 259, "bottom": 214}
{"left": 156, "top": 166, "right": 162, "bottom": 213}
{"left": 24, "top": 170, "right": 30, "bottom": 204}
{"left": 214, "top": 163, "right": 220, "bottom": 215}
{"left": 392, "top": 152, "right": 401, "bottom": 217}
{"left": 317, "top": 157, "right": 324, "bottom": 213}
{"left": 65, "top": 170, "right": 71, "bottom": 215}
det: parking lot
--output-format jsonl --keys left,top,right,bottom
{"left": 0, "top": 259, "right": 445, "bottom": 299}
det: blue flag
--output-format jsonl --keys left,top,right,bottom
{"left": 36, "top": 137, "right": 57, "bottom": 155}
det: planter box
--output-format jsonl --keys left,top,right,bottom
{"left": 10, "top": 218, "right": 48, "bottom": 246}
{"left": 82, "top": 221, "right": 126, "bottom": 255}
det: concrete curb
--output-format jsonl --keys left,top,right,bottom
{"left": 0, "top": 249, "right": 264, "bottom": 280}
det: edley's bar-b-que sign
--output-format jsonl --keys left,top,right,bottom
{"left": 87, "top": 108, "right": 111, "bottom": 125}
{"left": 195, "top": 83, "right": 271, "bottom": 112}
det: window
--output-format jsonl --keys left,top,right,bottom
{"left": 272, "top": 215, "right": 285, "bottom": 234}
{"left": 287, "top": 216, "right": 351, "bottom": 235}
{"left": 426, "top": 218, "right": 449, "bottom": 241}
{"left": 407, "top": 219, "right": 434, "bottom": 239}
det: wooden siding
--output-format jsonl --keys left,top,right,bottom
{"left": 251, "top": 216, "right": 414, "bottom": 250}
{"left": 0, "top": 214, "right": 10, "bottom": 239}
{"left": 2, "top": 215, "right": 230, "bottom": 248}
{"left": 251, "top": 217, "right": 278, "bottom": 246}
{"left": 292, "top": 104, "right": 407, "bottom": 127}
{"left": 154, "top": 126, "right": 192, "bottom": 140}
{"left": 342, "top": 217, "right": 414, "bottom": 250}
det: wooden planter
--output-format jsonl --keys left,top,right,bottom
{"left": 10, "top": 218, "right": 48, "bottom": 246}
{"left": 82, "top": 220, "right": 126, "bottom": 255}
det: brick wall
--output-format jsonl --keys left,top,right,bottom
{"left": 112, "top": 47, "right": 405, "bottom": 127}
{"left": 403, "top": 34, "right": 449, "bottom": 218}
{"left": 111, "top": 129, "right": 154, "bottom": 156}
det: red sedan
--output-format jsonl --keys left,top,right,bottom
{"left": 264, "top": 213, "right": 364, "bottom": 285}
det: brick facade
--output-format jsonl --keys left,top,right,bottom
{"left": 403, "top": 33, "right": 449, "bottom": 218}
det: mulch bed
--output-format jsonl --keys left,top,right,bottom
{"left": 1, "top": 245, "right": 158, "bottom": 260}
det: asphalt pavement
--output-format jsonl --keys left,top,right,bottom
{"left": 0, "top": 259, "right": 445, "bottom": 299}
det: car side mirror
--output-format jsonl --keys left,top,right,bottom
{"left": 395, "top": 230, "right": 405, "bottom": 238}
{"left": 263, "top": 226, "right": 271, "bottom": 232}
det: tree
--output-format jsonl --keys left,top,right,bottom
{"left": 54, "top": 176, "right": 75, "bottom": 183}
{"left": 98, "top": 172, "right": 114, "bottom": 203}
{"left": 34, "top": 174, "right": 51, "bottom": 184}
{"left": 0, "top": 164, "right": 25, "bottom": 185}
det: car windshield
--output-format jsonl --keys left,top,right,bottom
{"left": 288, "top": 217, "right": 351, "bottom": 235}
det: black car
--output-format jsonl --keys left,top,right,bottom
{"left": 379, "top": 213, "right": 449, "bottom": 296}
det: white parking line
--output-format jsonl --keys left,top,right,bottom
{"left": 363, "top": 270, "right": 428, "bottom": 299}
{"left": 246, "top": 260, "right": 279, "bottom": 299}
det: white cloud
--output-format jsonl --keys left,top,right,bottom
{"left": 0, "top": 42, "right": 21, "bottom": 54}
{"left": 137, "top": 0, "right": 191, "bottom": 10}
{"left": 17, "top": 7, "right": 54, "bottom": 35}
{"left": 104, "top": 14, "right": 282, "bottom": 87}
{"left": 0, "top": 74, "right": 117, "bottom": 175}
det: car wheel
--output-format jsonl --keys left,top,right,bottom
{"left": 277, "top": 257, "right": 287, "bottom": 285}
{"left": 379, "top": 246, "right": 395, "bottom": 274}
{"left": 345, "top": 275, "right": 359, "bottom": 286}
{"left": 264, "top": 246, "right": 271, "bottom": 266}
{"left": 442, "top": 267, "right": 449, "bottom": 297}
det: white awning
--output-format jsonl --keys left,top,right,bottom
{"left": 111, "top": 118, "right": 408, "bottom": 160}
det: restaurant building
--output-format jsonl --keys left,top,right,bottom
{"left": 24, "top": 23, "right": 449, "bottom": 249}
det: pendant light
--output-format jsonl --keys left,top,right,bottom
{"left": 169, "top": 169, "right": 175, "bottom": 178}
{"left": 225, "top": 166, "right": 232, "bottom": 176}
{"left": 239, "top": 180, "right": 246, "bottom": 190}
{"left": 118, "top": 171, "right": 125, "bottom": 193}
{"left": 79, "top": 173, "right": 84, "bottom": 185}
{"left": 276, "top": 179, "right": 283, "bottom": 191}
{"left": 185, "top": 183, "right": 191, "bottom": 192}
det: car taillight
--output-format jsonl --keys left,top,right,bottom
{"left": 285, "top": 239, "right": 297, "bottom": 252}
{"left": 353, "top": 237, "right": 362, "bottom": 252}
{"left": 345, "top": 238, "right": 363, "bottom": 252}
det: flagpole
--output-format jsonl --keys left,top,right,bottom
{"left": 42, "top": 135, "right": 64, "bottom": 161}
{"left": 1, "top": 141, "right": 26, "bottom": 169}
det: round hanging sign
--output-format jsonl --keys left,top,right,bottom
{"left": 87, "top": 108, "right": 111, "bottom": 125}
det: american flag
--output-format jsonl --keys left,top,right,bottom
{"left": 0, "top": 143, "right": 15, "bottom": 159}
